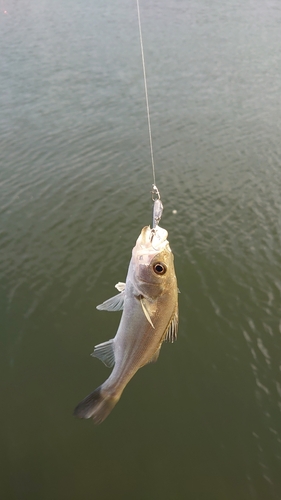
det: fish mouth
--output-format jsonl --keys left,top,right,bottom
{"left": 136, "top": 226, "right": 169, "bottom": 252}
{"left": 132, "top": 226, "right": 172, "bottom": 285}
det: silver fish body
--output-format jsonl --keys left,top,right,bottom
{"left": 74, "top": 225, "right": 178, "bottom": 424}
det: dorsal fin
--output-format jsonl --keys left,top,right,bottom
{"left": 164, "top": 308, "right": 178, "bottom": 343}
{"left": 148, "top": 346, "right": 161, "bottom": 363}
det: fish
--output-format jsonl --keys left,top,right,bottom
{"left": 74, "top": 224, "right": 178, "bottom": 424}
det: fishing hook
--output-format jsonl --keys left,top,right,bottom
{"left": 151, "top": 184, "right": 163, "bottom": 229}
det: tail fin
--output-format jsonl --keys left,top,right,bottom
{"left": 73, "top": 386, "right": 119, "bottom": 424}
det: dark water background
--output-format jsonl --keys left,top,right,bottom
{"left": 1, "top": 0, "right": 281, "bottom": 498}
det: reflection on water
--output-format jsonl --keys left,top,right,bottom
{"left": 1, "top": 0, "right": 281, "bottom": 498}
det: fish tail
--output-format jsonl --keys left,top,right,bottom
{"left": 73, "top": 386, "right": 120, "bottom": 424}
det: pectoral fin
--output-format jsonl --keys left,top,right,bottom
{"left": 96, "top": 292, "right": 125, "bottom": 311}
{"left": 140, "top": 297, "right": 155, "bottom": 329}
{"left": 91, "top": 339, "right": 115, "bottom": 368}
{"left": 164, "top": 307, "right": 179, "bottom": 343}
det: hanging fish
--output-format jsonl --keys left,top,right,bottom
{"left": 74, "top": 222, "right": 178, "bottom": 424}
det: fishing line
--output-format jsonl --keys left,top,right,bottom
{"left": 136, "top": 0, "right": 163, "bottom": 228}
{"left": 136, "top": 0, "right": 157, "bottom": 190}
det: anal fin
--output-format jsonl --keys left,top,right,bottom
{"left": 91, "top": 339, "right": 115, "bottom": 368}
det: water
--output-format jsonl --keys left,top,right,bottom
{"left": 1, "top": 0, "right": 281, "bottom": 498}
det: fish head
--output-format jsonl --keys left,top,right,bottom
{"left": 131, "top": 226, "right": 176, "bottom": 296}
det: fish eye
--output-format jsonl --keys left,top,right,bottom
{"left": 153, "top": 262, "right": 167, "bottom": 275}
